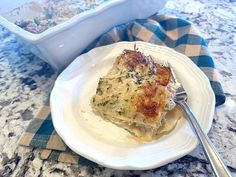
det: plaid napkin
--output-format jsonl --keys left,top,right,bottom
{"left": 19, "top": 15, "right": 225, "bottom": 165}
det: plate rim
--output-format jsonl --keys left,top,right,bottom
{"left": 50, "top": 41, "right": 215, "bottom": 170}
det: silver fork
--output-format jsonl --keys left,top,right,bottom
{"left": 171, "top": 67, "right": 232, "bottom": 177}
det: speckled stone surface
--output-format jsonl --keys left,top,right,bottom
{"left": 0, "top": 0, "right": 236, "bottom": 176}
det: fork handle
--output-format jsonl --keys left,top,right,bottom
{"left": 177, "top": 100, "right": 232, "bottom": 177}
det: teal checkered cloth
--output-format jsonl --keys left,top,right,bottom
{"left": 19, "top": 15, "right": 225, "bottom": 165}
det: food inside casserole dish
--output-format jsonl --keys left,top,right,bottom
{"left": 2, "top": 0, "right": 109, "bottom": 34}
{"left": 91, "top": 47, "right": 181, "bottom": 142}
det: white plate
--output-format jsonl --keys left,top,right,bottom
{"left": 50, "top": 41, "right": 215, "bottom": 170}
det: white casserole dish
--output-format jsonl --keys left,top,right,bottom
{"left": 0, "top": 0, "right": 167, "bottom": 70}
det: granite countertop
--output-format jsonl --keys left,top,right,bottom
{"left": 0, "top": 0, "right": 236, "bottom": 176}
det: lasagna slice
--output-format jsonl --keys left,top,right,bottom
{"left": 91, "top": 48, "right": 180, "bottom": 141}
